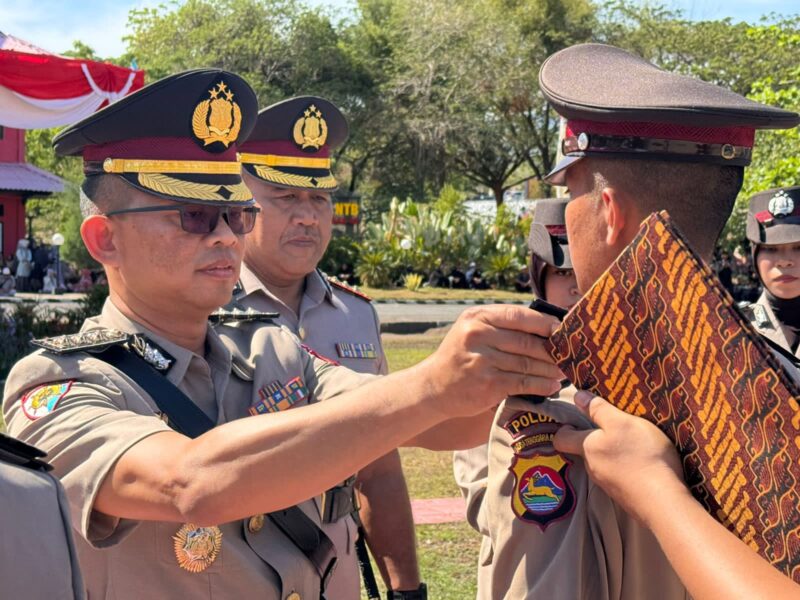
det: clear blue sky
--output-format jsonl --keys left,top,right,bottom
{"left": 1, "top": 0, "right": 796, "bottom": 58}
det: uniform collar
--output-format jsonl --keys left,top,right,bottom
{"left": 239, "top": 263, "right": 335, "bottom": 307}
{"left": 84, "top": 298, "right": 231, "bottom": 387}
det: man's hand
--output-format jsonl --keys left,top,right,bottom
{"left": 553, "top": 390, "right": 689, "bottom": 525}
{"left": 417, "top": 305, "right": 564, "bottom": 419}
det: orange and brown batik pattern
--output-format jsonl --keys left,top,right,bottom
{"left": 546, "top": 211, "right": 800, "bottom": 581}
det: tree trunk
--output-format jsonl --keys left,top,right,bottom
{"left": 493, "top": 184, "right": 504, "bottom": 207}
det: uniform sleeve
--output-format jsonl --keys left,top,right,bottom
{"left": 3, "top": 352, "right": 171, "bottom": 548}
{"left": 453, "top": 444, "right": 489, "bottom": 535}
{"left": 370, "top": 304, "right": 389, "bottom": 376}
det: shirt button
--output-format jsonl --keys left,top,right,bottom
{"left": 298, "top": 327, "right": 306, "bottom": 340}
{"left": 248, "top": 514, "right": 265, "bottom": 533}
{"left": 286, "top": 593, "right": 301, "bottom": 600}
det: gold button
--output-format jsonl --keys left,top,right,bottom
{"left": 298, "top": 327, "right": 306, "bottom": 340}
{"left": 286, "top": 593, "right": 301, "bottom": 600}
{"left": 248, "top": 514, "right": 265, "bottom": 533}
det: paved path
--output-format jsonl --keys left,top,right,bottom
{"left": 375, "top": 303, "right": 473, "bottom": 324}
{"left": 411, "top": 497, "right": 466, "bottom": 525}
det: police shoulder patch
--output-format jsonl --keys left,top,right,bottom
{"left": 21, "top": 382, "right": 74, "bottom": 421}
{"left": 510, "top": 452, "right": 575, "bottom": 530}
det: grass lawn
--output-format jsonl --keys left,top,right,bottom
{"left": 372, "top": 331, "right": 481, "bottom": 598}
{"left": 362, "top": 286, "right": 529, "bottom": 302}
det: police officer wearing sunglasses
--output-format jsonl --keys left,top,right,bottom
{"left": 2, "top": 69, "right": 564, "bottom": 600}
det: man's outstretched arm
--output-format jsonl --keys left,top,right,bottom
{"left": 94, "top": 305, "right": 563, "bottom": 526}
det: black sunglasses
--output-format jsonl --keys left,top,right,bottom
{"left": 105, "top": 204, "right": 260, "bottom": 234}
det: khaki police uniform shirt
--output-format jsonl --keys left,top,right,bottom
{"left": 480, "top": 390, "right": 689, "bottom": 600}
{"left": 1, "top": 442, "right": 85, "bottom": 599}
{"left": 235, "top": 263, "right": 386, "bottom": 599}
{"left": 452, "top": 443, "right": 493, "bottom": 587}
{"left": 747, "top": 292, "right": 800, "bottom": 359}
{"left": 3, "top": 298, "right": 370, "bottom": 600}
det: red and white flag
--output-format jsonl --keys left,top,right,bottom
{"left": 0, "top": 32, "right": 144, "bottom": 129}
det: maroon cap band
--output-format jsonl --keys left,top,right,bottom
{"left": 565, "top": 120, "right": 755, "bottom": 146}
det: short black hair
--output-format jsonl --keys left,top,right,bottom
{"left": 80, "top": 175, "right": 131, "bottom": 217}
{"left": 587, "top": 159, "right": 744, "bottom": 257}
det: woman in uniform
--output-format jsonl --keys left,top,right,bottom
{"left": 745, "top": 186, "right": 800, "bottom": 357}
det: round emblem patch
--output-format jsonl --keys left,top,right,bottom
{"left": 768, "top": 191, "right": 795, "bottom": 218}
{"left": 518, "top": 464, "right": 566, "bottom": 514}
{"left": 173, "top": 524, "right": 223, "bottom": 573}
{"left": 21, "top": 382, "right": 73, "bottom": 420}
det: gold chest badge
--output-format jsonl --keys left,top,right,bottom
{"left": 173, "top": 523, "right": 223, "bottom": 573}
{"left": 293, "top": 104, "right": 328, "bottom": 150}
{"left": 192, "top": 81, "right": 242, "bottom": 149}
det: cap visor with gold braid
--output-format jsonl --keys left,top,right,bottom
{"left": 53, "top": 68, "right": 258, "bottom": 206}
{"left": 239, "top": 95, "right": 348, "bottom": 192}
{"left": 539, "top": 44, "right": 800, "bottom": 185}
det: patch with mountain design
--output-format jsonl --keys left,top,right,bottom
{"left": 510, "top": 452, "right": 575, "bottom": 529}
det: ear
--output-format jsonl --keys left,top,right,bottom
{"left": 80, "top": 215, "right": 120, "bottom": 267}
{"left": 600, "top": 187, "right": 627, "bottom": 247}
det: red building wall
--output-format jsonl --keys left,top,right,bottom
{"left": 0, "top": 127, "right": 28, "bottom": 260}
{"left": 0, "top": 193, "right": 25, "bottom": 262}
{"left": 0, "top": 126, "right": 25, "bottom": 162}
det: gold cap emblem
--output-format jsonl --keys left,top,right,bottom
{"left": 173, "top": 523, "right": 223, "bottom": 573}
{"left": 192, "top": 81, "right": 242, "bottom": 149}
{"left": 292, "top": 104, "right": 328, "bottom": 151}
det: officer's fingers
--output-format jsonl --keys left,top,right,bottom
{"left": 552, "top": 425, "right": 592, "bottom": 457}
{"left": 493, "top": 370, "right": 563, "bottom": 398}
{"left": 484, "top": 347, "right": 564, "bottom": 382}
{"left": 573, "top": 390, "right": 620, "bottom": 429}
{"left": 485, "top": 328, "right": 559, "bottom": 365}
{"left": 460, "top": 304, "right": 560, "bottom": 338}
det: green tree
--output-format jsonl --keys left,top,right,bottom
{"left": 370, "top": 0, "right": 595, "bottom": 205}
{"left": 24, "top": 128, "right": 96, "bottom": 268}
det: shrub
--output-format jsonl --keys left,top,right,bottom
{"left": 0, "top": 285, "right": 109, "bottom": 385}
{"left": 355, "top": 195, "right": 529, "bottom": 289}
{"left": 403, "top": 273, "right": 424, "bottom": 291}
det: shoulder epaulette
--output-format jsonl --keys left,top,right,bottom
{"left": 327, "top": 276, "right": 372, "bottom": 302}
{"left": 31, "top": 328, "right": 130, "bottom": 355}
{"left": 0, "top": 433, "right": 52, "bottom": 471}
{"left": 209, "top": 305, "right": 279, "bottom": 325}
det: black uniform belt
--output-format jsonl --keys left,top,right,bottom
{"left": 93, "top": 344, "right": 338, "bottom": 592}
